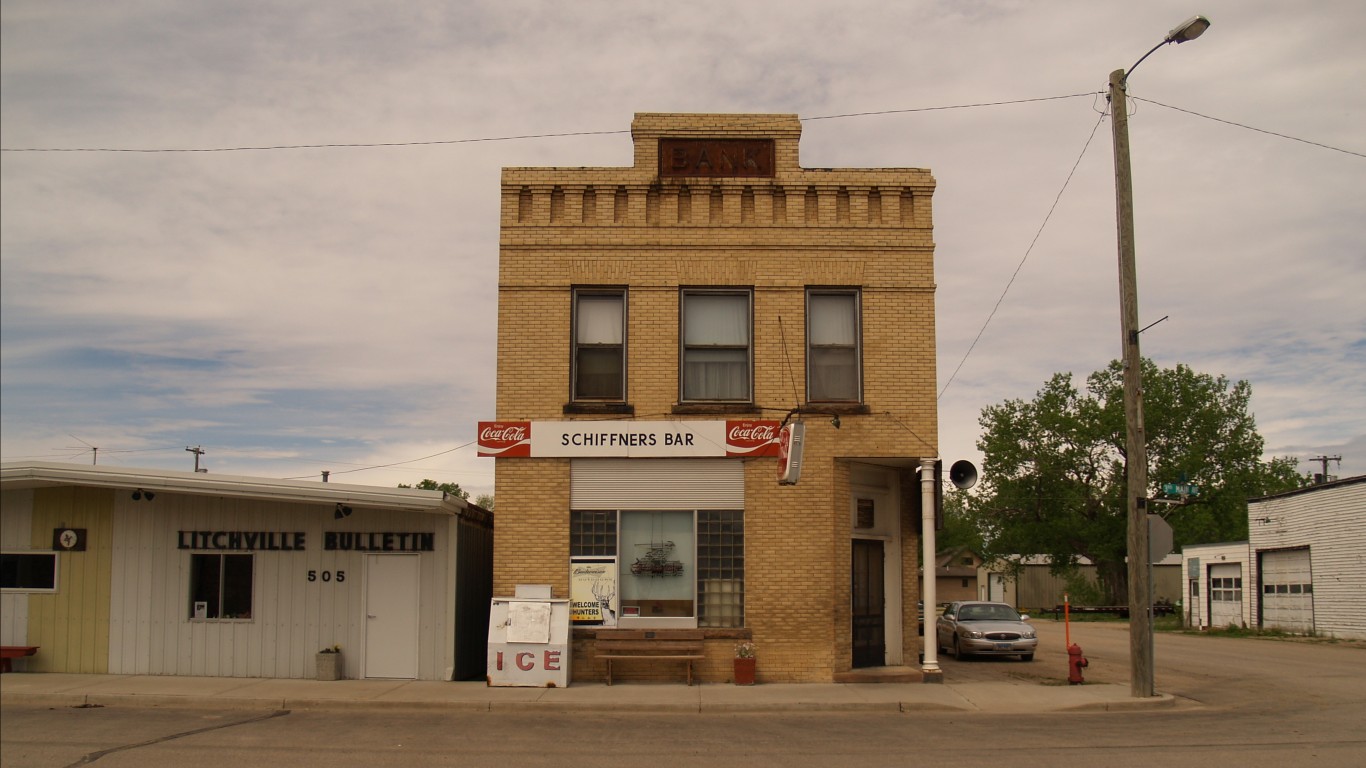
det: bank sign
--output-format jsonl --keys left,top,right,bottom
{"left": 477, "top": 420, "right": 780, "bottom": 458}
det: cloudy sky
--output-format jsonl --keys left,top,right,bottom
{"left": 3, "top": 1, "right": 1363, "bottom": 499}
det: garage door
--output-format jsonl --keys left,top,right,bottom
{"left": 1260, "top": 548, "right": 1313, "bottom": 633}
{"left": 1208, "top": 563, "right": 1243, "bottom": 628}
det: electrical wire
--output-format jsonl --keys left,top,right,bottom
{"left": 938, "top": 110, "right": 1109, "bottom": 401}
{"left": 0, "top": 94, "right": 1097, "bottom": 153}
{"left": 1133, "top": 97, "right": 1366, "bottom": 159}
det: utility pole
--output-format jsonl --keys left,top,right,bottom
{"left": 1310, "top": 455, "right": 1341, "bottom": 483}
{"left": 1110, "top": 66, "right": 1153, "bottom": 699}
{"left": 185, "top": 445, "right": 206, "bottom": 473}
{"left": 1106, "top": 13, "right": 1211, "bottom": 700}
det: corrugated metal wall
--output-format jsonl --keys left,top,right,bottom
{"left": 28, "top": 486, "right": 114, "bottom": 673}
{"left": 0, "top": 489, "right": 34, "bottom": 647}
{"left": 1249, "top": 479, "right": 1365, "bottom": 639}
{"left": 106, "top": 493, "right": 454, "bottom": 679}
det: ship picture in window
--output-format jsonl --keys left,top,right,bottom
{"left": 630, "top": 540, "right": 685, "bottom": 577}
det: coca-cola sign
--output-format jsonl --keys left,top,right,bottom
{"left": 477, "top": 421, "right": 532, "bottom": 457}
{"left": 725, "top": 420, "right": 780, "bottom": 457}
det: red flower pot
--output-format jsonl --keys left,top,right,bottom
{"left": 733, "top": 656, "right": 756, "bottom": 685}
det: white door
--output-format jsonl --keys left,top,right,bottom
{"left": 365, "top": 554, "right": 420, "bottom": 679}
{"left": 1208, "top": 563, "right": 1243, "bottom": 628}
{"left": 1260, "top": 548, "right": 1313, "bottom": 633}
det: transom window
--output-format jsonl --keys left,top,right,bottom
{"left": 681, "top": 289, "right": 752, "bottom": 402}
{"left": 806, "top": 289, "right": 861, "bottom": 402}
{"left": 572, "top": 289, "right": 626, "bottom": 401}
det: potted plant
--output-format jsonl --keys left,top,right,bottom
{"left": 733, "top": 641, "right": 756, "bottom": 685}
{"left": 316, "top": 644, "right": 343, "bottom": 681}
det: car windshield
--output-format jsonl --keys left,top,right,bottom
{"left": 958, "top": 604, "right": 1019, "bottom": 622}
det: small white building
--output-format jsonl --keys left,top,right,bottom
{"left": 1, "top": 462, "right": 493, "bottom": 679}
{"left": 1247, "top": 476, "right": 1365, "bottom": 639}
{"left": 1180, "top": 542, "right": 1251, "bottom": 630}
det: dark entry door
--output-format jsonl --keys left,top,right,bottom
{"left": 851, "top": 539, "right": 885, "bottom": 668}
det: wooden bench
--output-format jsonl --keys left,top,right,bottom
{"left": 595, "top": 630, "right": 705, "bottom": 686}
{"left": 0, "top": 646, "right": 39, "bottom": 673}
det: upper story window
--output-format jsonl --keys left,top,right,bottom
{"left": 806, "top": 289, "right": 861, "bottom": 402}
{"left": 573, "top": 289, "right": 626, "bottom": 401}
{"left": 681, "top": 289, "right": 752, "bottom": 402}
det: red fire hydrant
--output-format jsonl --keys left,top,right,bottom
{"left": 1067, "top": 644, "right": 1089, "bottom": 685}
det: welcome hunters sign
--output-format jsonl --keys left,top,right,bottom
{"left": 476, "top": 420, "right": 781, "bottom": 459}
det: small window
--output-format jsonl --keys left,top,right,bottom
{"left": 573, "top": 289, "right": 626, "bottom": 401}
{"left": 681, "top": 289, "right": 752, "bottom": 402}
{"left": 190, "top": 553, "right": 253, "bottom": 620}
{"left": 806, "top": 289, "right": 861, "bottom": 402}
{"left": 0, "top": 552, "right": 58, "bottom": 592}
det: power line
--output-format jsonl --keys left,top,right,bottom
{"left": 1133, "top": 97, "right": 1365, "bottom": 159}
{"left": 0, "top": 93, "right": 1098, "bottom": 154}
{"left": 938, "top": 109, "right": 1109, "bottom": 400}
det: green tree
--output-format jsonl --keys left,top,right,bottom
{"left": 474, "top": 493, "right": 495, "bottom": 511}
{"left": 964, "top": 359, "right": 1302, "bottom": 604}
{"left": 399, "top": 479, "right": 469, "bottom": 499}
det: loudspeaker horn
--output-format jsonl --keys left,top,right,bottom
{"left": 949, "top": 459, "right": 978, "bottom": 490}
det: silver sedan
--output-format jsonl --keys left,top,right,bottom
{"left": 936, "top": 601, "right": 1038, "bottom": 661}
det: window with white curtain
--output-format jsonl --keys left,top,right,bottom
{"left": 807, "top": 289, "right": 861, "bottom": 402}
{"left": 573, "top": 289, "right": 626, "bottom": 401}
{"left": 681, "top": 289, "right": 751, "bottom": 402}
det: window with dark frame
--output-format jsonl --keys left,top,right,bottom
{"left": 189, "top": 553, "right": 253, "bottom": 619}
{"left": 572, "top": 289, "right": 626, "bottom": 401}
{"left": 806, "top": 289, "right": 861, "bottom": 402}
{"left": 569, "top": 509, "right": 744, "bottom": 628}
{"left": 0, "top": 552, "right": 57, "bottom": 591}
{"left": 681, "top": 289, "right": 752, "bottom": 402}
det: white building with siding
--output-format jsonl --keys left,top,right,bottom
{"left": 1247, "top": 476, "right": 1364, "bottom": 639}
{"left": 1180, "top": 542, "right": 1251, "bottom": 630}
{"left": 1, "top": 462, "right": 492, "bottom": 680}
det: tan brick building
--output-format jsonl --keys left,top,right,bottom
{"left": 481, "top": 113, "right": 939, "bottom": 683}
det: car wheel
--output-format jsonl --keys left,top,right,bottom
{"left": 952, "top": 636, "right": 962, "bottom": 659}
{"left": 1020, "top": 653, "right": 1034, "bottom": 662}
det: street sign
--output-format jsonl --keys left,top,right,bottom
{"left": 1148, "top": 514, "right": 1174, "bottom": 563}
{"left": 1162, "top": 482, "right": 1199, "bottom": 497}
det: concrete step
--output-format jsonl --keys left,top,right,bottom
{"left": 832, "top": 666, "right": 923, "bottom": 684}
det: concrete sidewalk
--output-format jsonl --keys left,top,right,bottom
{"left": 0, "top": 673, "right": 1176, "bottom": 714}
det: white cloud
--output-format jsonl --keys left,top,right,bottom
{"left": 4, "top": 0, "right": 1364, "bottom": 490}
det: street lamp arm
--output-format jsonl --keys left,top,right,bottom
{"left": 1122, "top": 15, "right": 1212, "bottom": 84}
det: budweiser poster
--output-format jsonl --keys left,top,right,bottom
{"left": 477, "top": 420, "right": 779, "bottom": 458}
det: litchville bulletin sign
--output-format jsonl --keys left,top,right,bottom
{"left": 176, "top": 530, "right": 436, "bottom": 552}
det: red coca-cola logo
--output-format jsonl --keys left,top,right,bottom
{"left": 477, "top": 421, "right": 532, "bottom": 457}
{"left": 725, "top": 420, "right": 780, "bottom": 457}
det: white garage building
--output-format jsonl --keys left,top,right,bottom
{"left": 1247, "top": 476, "right": 1364, "bottom": 639}
{"left": 1181, "top": 542, "right": 1250, "bottom": 630}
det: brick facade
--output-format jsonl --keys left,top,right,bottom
{"left": 493, "top": 113, "right": 938, "bottom": 683}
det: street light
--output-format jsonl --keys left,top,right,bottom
{"left": 1109, "top": 14, "right": 1210, "bottom": 699}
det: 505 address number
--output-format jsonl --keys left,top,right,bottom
{"left": 308, "top": 570, "right": 346, "bottom": 583}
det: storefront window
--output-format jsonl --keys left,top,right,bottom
{"left": 570, "top": 509, "right": 744, "bottom": 628}
{"left": 189, "top": 553, "right": 253, "bottom": 620}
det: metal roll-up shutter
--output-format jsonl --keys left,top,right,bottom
{"left": 571, "top": 459, "right": 743, "bottom": 510}
{"left": 1261, "top": 548, "right": 1313, "bottom": 633}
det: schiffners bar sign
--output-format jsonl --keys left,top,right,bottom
{"left": 658, "top": 138, "right": 774, "bottom": 178}
{"left": 477, "top": 420, "right": 780, "bottom": 458}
